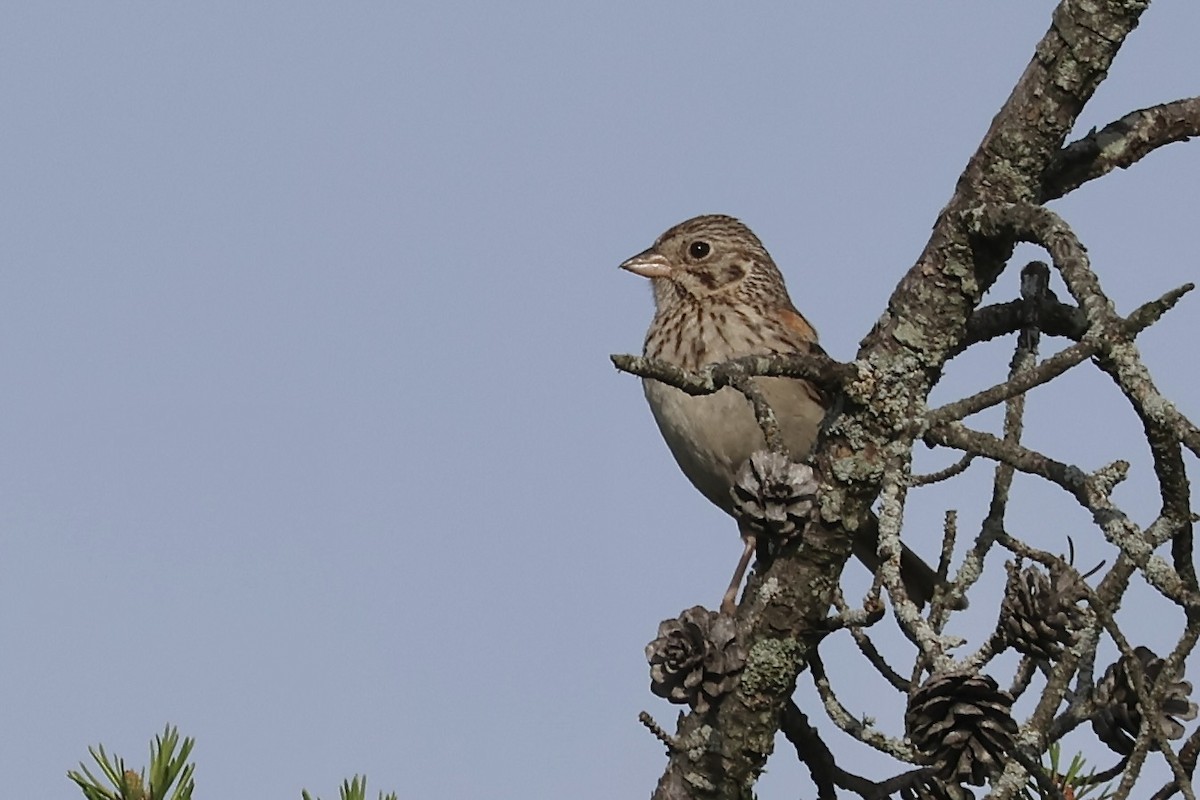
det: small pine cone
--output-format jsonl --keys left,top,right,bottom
{"left": 999, "top": 560, "right": 1087, "bottom": 661}
{"left": 122, "top": 771, "right": 146, "bottom": 800}
{"left": 646, "top": 606, "right": 746, "bottom": 715}
{"left": 730, "top": 450, "right": 818, "bottom": 541}
{"left": 906, "top": 672, "right": 1018, "bottom": 786}
{"left": 1092, "top": 646, "right": 1198, "bottom": 755}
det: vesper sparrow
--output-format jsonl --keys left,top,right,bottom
{"left": 622, "top": 214, "right": 939, "bottom": 612}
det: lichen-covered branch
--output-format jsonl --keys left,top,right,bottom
{"left": 611, "top": 349, "right": 852, "bottom": 397}
{"left": 1044, "top": 97, "right": 1200, "bottom": 201}
{"left": 627, "top": 2, "right": 1200, "bottom": 797}
{"left": 967, "top": 203, "right": 1200, "bottom": 463}
{"left": 926, "top": 280, "right": 1192, "bottom": 428}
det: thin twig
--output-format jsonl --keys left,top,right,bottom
{"left": 809, "top": 650, "right": 917, "bottom": 761}
{"left": 610, "top": 350, "right": 853, "bottom": 395}
{"left": 926, "top": 282, "right": 1192, "bottom": 430}
{"left": 908, "top": 455, "right": 975, "bottom": 487}
{"left": 638, "top": 711, "right": 676, "bottom": 752}
{"left": 957, "top": 294, "right": 1088, "bottom": 355}
{"left": 832, "top": 588, "right": 910, "bottom": 691}
{"left": 968, "top": 204, "right": 1200, "bottom": 459}
{"left": 730, "top": 375, "right": 784, "bottom": 453}
{"left": 780, "top": 700, "right": 839, "bottom": 800}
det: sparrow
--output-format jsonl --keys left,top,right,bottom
{"left": 621, "top": 214, "right": 940, "bottom": 613}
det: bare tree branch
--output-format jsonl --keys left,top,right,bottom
{"left": 969, "top": 202, "right": 1200, "bottom": 462}
{"left": 779, "top": 700, "right": 838, "bottom": 800}
{"left": 927, "top": 281, "right": 1192, "bottom": 428}
{"left": 635, "top": 3, "right": 1200, "bottom": 797}
{"left": 611, "top": 349, "right": 852, "bottom": 396}
{"left": 1044, "top": 98, "right": 1200, "bottom": 200}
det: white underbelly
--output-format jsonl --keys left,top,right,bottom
{"left": 642, "top": 377, "right": 823, "bottom": 514}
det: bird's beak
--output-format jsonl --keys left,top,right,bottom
{"left": 619, "top": 249, "right": 672, "bottom": 279}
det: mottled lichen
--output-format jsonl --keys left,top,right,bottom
{"left": 740, "top": 637, "right": 804, "bottom": 698}
{"left": 676, "top": 723, "right": 713, "bottom": 762}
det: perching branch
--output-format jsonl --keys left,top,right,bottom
{"left": 611, "top": 349, "right": 852, "bottom": 397}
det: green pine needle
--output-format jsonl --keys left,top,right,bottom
{"left": 302, "top": 775, "right": 398, "bottom": 800}
{"left": 1020, "top": 743, "right": 1115, "bottom": 800}
{"left": 68, "top": 725, "right": 195, "bottom": 800}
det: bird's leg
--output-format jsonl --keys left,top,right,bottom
{"left": 720, "top": 529, "right": 757, "bottom": 615}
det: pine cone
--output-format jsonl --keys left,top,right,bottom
{"left": 906, "top": 672, "right": 1018, "bottom": 786}
{"left": 730, "top": 450, "right": 818, "bottom": 542}
{"left": 1092, "top": 646, "right": 1198, "bottom": 755}
{"left": 999, "top": 560, "right": 1087, "bottom": 661}
{"left": 646, "top": 606, "right": 746, "bottom": 715}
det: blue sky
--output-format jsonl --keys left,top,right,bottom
{"left": 2, "top": 3, "right": 1197, "bottom": 798}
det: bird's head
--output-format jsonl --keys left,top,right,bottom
{"left": 620, "top": 214, "right": 788, "bottom": 311}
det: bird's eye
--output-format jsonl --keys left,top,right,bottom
{"left": 688, "top": 241, "right": 711, "bottom": 259}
